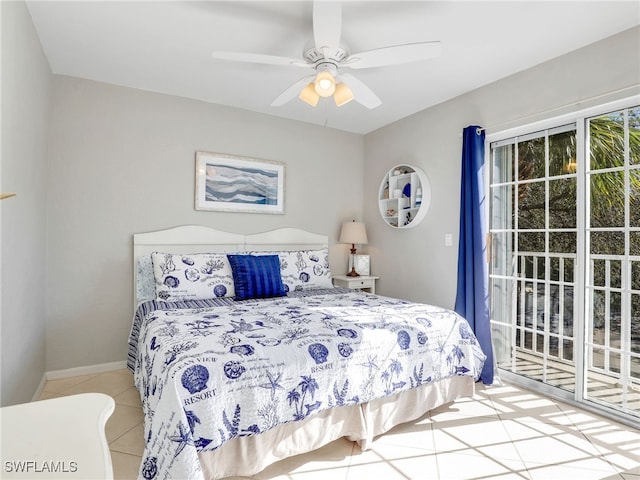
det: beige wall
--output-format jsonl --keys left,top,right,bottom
{"left": 45, "top": 77, "right": 364, "bottom": 370}
{"left": 363, "top": 26, "right": 640, "bottom": 308}
{"left": 1, "top": 1, "right": 52, "bottom": 406}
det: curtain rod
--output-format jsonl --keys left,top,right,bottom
{"left": 469, "top": 84, "right": 639, "bottom": 135}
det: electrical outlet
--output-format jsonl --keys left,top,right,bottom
{"left": 445, "top": 234, "right": 453, "bottom": 247}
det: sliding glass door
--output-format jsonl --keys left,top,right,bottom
{"left": 584, "top": 108, "right": 640, "bottom": 414}
{"left": 489, "top": 102, "right": 639, "bottom": 422}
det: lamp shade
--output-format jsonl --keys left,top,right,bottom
{"left": 339, "top": 221, "right": 368, "bottom": 245}
{"left": 314, "top": 71, "right": 336, "bottom": 97}
{"left": 333, "top": 82, "right": 354, "bottom": 107}
{"left": 299, "top": 82, "right": 320, "bottom": 106}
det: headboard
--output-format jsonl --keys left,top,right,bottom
{"left": 133, "top": 225, "right": 329, "bottom": 307}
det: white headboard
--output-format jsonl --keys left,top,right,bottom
{"left": 133, "top": 225, "right": 329, "bottom": 306}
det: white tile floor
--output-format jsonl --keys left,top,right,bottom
{"left": 39, "top": 370, "right": 640, "bottom": 480}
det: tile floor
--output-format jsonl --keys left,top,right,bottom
{"left": 39, "top": 370, "right": 639, "bottom": 480}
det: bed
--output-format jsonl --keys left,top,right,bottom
{"left": 127, "top": 225, "right": 486, "bottom": 480}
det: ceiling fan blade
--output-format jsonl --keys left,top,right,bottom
{"left": 339, "top": 73, "right": 381, "bottom": 109}
{"left": 271, "top": 75, "right": 315, "bottom": 106}
{"left": 212, "top": 51, "right": 308, "bottom": 68}
{"left": 345, "top": 41, "right": 442, "bottom": 69}
{"left": 313, "top": 1, "right": 342, "bottom": 58}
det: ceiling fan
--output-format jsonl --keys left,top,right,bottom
{"left": 211, "top": 1, "right": 441, "bottom": 109}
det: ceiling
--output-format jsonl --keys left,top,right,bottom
{"left": 26, "top": 1, "right": 639, "bottom": 135}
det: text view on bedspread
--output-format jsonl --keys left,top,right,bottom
{"left": 128, "top": 289, "right": 486, "bottom": 479}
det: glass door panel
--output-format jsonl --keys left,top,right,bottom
{"left": 585, "top": 106, "right": 640, "bottom": 416}
{"left": 490, "top": 125, "right": 578, "bottom": 393}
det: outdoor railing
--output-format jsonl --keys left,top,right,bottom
{"left": 499, "top": 251, "right": 639, "bottom": 389}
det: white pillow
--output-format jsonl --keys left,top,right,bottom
{"left": 253, "top": 248, "right": 333, "bottom": 292}
{"left": 136, "top": 255, "right": 156, "bottom": 303}
{"left": 151, "top": 252, "right": 235, "bottom": 301}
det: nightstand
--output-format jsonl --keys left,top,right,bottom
{"left": 332, "top": 275, "right": 379, "bottom": 294}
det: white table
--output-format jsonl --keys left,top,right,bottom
{"left": 332, "top": 275, "right": 379, "bottom": 294}
{"left": 0, "top": 393, "right": 115, "bottom": 479}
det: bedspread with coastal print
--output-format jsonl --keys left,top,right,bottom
{"left": 128, "top": 288, "right": 486, "bottom": 480}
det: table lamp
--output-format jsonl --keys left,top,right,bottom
{"left": 339, "top": 220, "right": 368, "bottom": 277}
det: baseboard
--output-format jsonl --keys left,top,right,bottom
{"left": 46, "top": 360, "right": 128, "bottom": 380}
{"left": 31, "top": 373, "right": 48, "bottom": 402}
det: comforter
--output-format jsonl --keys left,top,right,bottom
{"left": 128, "top": 288, "right": 486, "bottom": 479}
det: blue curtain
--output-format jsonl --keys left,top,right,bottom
{"left": 454, "top": 125, "right": 494, "bottom": 384}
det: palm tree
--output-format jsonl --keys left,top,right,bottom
{"left": 516, "top": 107, "right": 640, "bottom": 260}
{"left": 516, "top": 107, "right": 639, "bottom": 334}
{"left": 586, "top": 111, "right": 638, "bottom": 233}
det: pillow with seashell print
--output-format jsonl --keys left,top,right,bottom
{"left": 250, "top": 248, "right": 334, "bottom": 293}
{"left": 151, "top": 252, "right": 236, "bottom": 301}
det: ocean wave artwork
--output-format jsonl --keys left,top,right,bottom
{"left": 205, "top": 163, "right": 278, "bottom": 205}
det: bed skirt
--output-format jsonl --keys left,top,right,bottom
{"left": 198, "top": 376, "right": 474, "bottom": 479}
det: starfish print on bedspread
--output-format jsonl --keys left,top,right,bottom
{"left": 228, "top": 318, "right": 263, "bottom": 335}
{"left": 169, "top": 423, "right": 194, "bottom": 458}
{"left": 259, "top": 371, "right": 285, "bottom": 399}
{"left": 186, "top": 319, "right": 223, "bottom": 337}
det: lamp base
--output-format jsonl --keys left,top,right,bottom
{"left": 346, "top": 267, "right": 360, "bottom": 277}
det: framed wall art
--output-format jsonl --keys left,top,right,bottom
{"left": 349, "top": 254, "right": 371, "bottom": 276}
{"left": 195, "top": 152, "right": 285, "bottom": 214}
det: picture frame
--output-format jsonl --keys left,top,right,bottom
{"left": 349, "top": 254, "right": 371, "bottom": 276}
{"left": 195, "top": 151, "right": 285, "bottom": 214}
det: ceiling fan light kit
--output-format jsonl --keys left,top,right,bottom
{"left": 211, "top": 1, "right": 441, "bottom": 110}
{"left": 299, "top": 75, "right": 353, "bottom": 107}
{"left": 333, "top": 82, "right": 354, "bottom": 106}
{"left": 299, "top": 82, "right": 320, "bottom": 106}
{"left": 314, "top": 70, "right": 336, "bottom": 97}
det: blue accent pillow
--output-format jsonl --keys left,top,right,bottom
{"left": 227, "top": 254, "right": 287, "bottom": 300}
